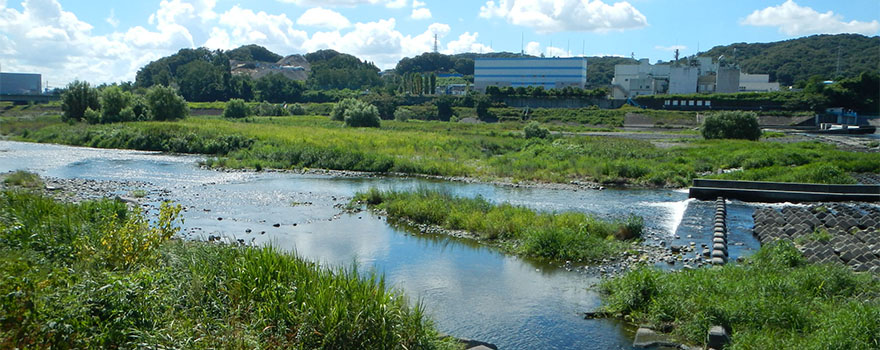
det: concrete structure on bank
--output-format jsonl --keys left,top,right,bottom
{"left": 611, "top": 57, "right": 779, "bottom": 99}
{"left": 739, "top": 73, "right": 780, "bottom": 92}
{"left": 474, "top": 57, "right": 587, "bottom": 92}
{"left": 0, "top": 72, "right": 42, "bottom": 95}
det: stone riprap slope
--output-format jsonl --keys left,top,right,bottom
{"left": 753, "top": 203, "right": 880, "bottom": 273}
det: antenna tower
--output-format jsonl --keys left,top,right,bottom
{"left": 433, "top": 34, "right": 438, "bottom": 53}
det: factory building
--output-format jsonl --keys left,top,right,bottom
{"left": 611, "top": 57, "right": 776, "bottom": 99}
{"left": 474, "top": 57, "right": 587, "bottom": 92}
{"left": 0, "top": 73, "right": 42, "bottom": 95}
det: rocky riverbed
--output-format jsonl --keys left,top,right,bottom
{"left": 753, "top": 202, "right": 880, "bottom": 273}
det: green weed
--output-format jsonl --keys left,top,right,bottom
{"left": 600, "top": 241, "right": 880, "bottom": 349}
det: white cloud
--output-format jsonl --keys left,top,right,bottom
{"left": 479, "top": 0, "right": 647, "bottom": 33}
{"left": 106, "top": 9, "right": 119, "bottom": 28}
{"left": 522, "top": 41, "right": 571, "bottom": 57}
{"left": 412, "top": 0, "right": 425, "bottom": 7}
{"left": 0, "top": 0, "right": 494, "bottom": 85}
{"left": 280, "top": 0, "right": 403, "bottom": 7}
{"left": 741, "top": 1, "right": 879, "bottom": 36}
{"left": 444, "top": 32, "right": 493, "bottom": 54}
{"left": 411, "top": 7, "right": 431, "bottom": 20}
{"left": 655, "top": 45, "right": 686, "bottom": 52}
{"left": 296, "top": 7, "right": 351, "bottom": 29}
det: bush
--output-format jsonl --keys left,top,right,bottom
{"left": 701, "top": 111, "right": 761, "bottom": 140}
{"left": 61, "top": 80, "right": 100, "bottom": 122}
{"left": 223, "top": 98, "right": 250, "bottom": 119}
{"left": 288, "top": 103, "right": 306, "bottom": 115}
{"left": 524, "top": 121, "right": 550, "bottom": 139}
{"left": 254, "top": 101, "right": 288, "bottom": 116}
{"left": 83, "top": 107, "right": 101, "bottom": 124}
{"left": 100, "top": 86, "right": 133, "bottom": 123}
{"left": 344, "top": 102, "right": 381, "bottom": 128}
{"left": 394, "top": 107, "right": 413, "bottom": 122}
{"left": 119, "top": 95, "right": 151, "bottom": 121}
{"left": 146, "top": 85, "right": 188, "bottom": 121}
{"left": 331, "top": 98, "right": 361, "bottom": 121}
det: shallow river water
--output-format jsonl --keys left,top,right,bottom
{"left": 0, "top": 140, "right": 761, "bottom": 349}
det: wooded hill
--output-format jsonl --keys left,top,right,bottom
{"left": 699, "top": 34, "right": 879, "bottom": 86}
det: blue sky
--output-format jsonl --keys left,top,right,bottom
{"left": 1, "top": 0, "right": 877, "bottom": 86}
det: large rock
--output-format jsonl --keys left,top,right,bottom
{"left": 633, "top": 327, "right": 680, "bottom": 349}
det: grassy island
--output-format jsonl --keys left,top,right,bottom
{"left": 352, "top": 188, "right": 643, "bottom": 262}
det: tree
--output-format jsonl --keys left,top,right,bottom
{"left": 474, "top": 94, "right": 492, "bottom": 120}
{"left": 223, "top": 99, "right": 250, "bottom": 119}
{"left": 100, "top": 86, "right": 133, "bottom": 123}
{"left": 61, "top": 80, "right": 100, "bottom": 122}
{"left": 434, "top": 96, "right": 454, "bottom": 121}
{"left": 361, "top": 93, "right": 401, "bottom": 120}
{"left": 177, "top": 60, "right": 228, "bottom": 102}
{"left": 429, "top": 73, "right": 437, "bottom": 95}
{"left": 146, "top": 85, "right": 188, "bottom": 121}
{"left": 255, "top": 73, "right": 303, "bottom": 103}
{"left": 119, "top": 95, "right": 151, "bottom": 122}
{"left": 394, "top": 107, "right": 413, "bottom": 122}
{"left": 701, "top": 111, "right": 761, "bottom": 141}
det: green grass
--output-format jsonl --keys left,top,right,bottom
{"left": 2, "top": 170, "right": 43, "bottom": 188}
{"left": 0, "top": 189, "right": 457, "bottom": 349}
{"left": 4, "top": 114, "right": 879, "bottom": 187}
{"left": 599, "top": 241, "right": 880, "bottom": 349}
{"left": 352, "top": 188, "right": 643, "bottom": 262}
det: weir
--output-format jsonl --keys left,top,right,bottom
{"left": 689, "top": 179, "right": 880, "bottom": 203}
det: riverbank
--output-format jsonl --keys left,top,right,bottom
{"left": 0, "top": 179, "right": 459, "bottom": 349}
{"left": 4, "top": 114, "right": 879, "bottom": 188}
{"left": 599, "top": 241, "right": 880, "bottom": 349}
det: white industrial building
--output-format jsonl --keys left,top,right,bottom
{"left": 739, "top": 73, "right": 780, "bottom": 92}
{"left": 611, "top": 57, "right": 777, "bottom": 99}
{"left": 474, "top": 57, "right": 587, "bottom": 92}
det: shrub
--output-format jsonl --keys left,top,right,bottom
{"left": 146, "top": 85, "right": 188, "bottom": 121}
{"left": 288, "top": 103, "right": 306, "bottom": 115}
{"left": 100, "top": 86, "right": 133, "bottom": 123}
{"left": 344, "top": 102, "right": 381, "bottom": 128}
{"left": 331, "top": 98, "right": 361, "bottom": 121}
{"left": 83, "top": 107, "right": 101, "bottom": 124}
{"left": 223, "top": 98, "right": 250, "bottom": 119}
{"left": 701, "top": 111, "right": 761, "bottom": 140}
{"left": 524, "top": 121, "right": 550, "bottom": 139}
{"left": 394, "top": 107, "right": 413, "bottom": 122}
{"left": 254, "top": 101, "right": 288, "bottom": 116}
{"left": 61, "top": 80, "right": 100, "bottom": 122}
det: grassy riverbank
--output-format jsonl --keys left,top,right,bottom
{"left": 600, "top": 242, "right": 880, "bottom": 349}
{"left": 352, "top": 188, "right": 643, "bottom": 262}
{"left": 0, "top": 189, "right": 455, "bottom": 349}
{"left": 3, "top": 114, "right": 879, "bottom": 186}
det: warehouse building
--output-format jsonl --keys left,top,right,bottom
{"left": 611, "top": 57, "right": 775, "bottom": 99}
{"left": 474, "top": 57, "right": 588, "bottom": 92}
{"left": 0, "top": 72, "right": 42, "bottom": 95}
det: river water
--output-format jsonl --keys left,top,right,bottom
{"left": 0, "top": 140, "right": 761, "bottom": 349}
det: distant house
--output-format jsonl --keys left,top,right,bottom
{"left": 474, "top": 57, "right": 588, "bottom": 92}
{"left": 0, "top": 72, "right": 42, "bottom": 95}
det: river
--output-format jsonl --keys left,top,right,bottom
{"left": 0, "top": 140, "right": 761, "bottom": 349}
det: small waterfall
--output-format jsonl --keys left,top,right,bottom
{"left": 645, "top": 198, "right": 695, "bottom": 236}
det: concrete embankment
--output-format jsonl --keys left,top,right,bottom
{"left": 689, "top": 179, "right": 880, "bottom": 203}
{"left": 753, "top": 203, "right": 880, "bottom": 273}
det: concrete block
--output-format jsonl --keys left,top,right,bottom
{"left": 707, "top": 326, "right": 730, "bottom": 350}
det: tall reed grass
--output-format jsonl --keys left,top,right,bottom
{"left": 0, "top": 189, "right": 455, "bottom": 349}
{"left": 600, "top": 241, "right": 880, "bottom": 349}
